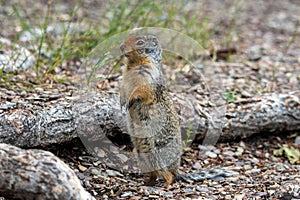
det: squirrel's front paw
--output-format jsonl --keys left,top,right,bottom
{"left": 128, "top": 97, "right": 141, "bottom": 110}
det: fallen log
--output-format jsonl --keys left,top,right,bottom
{"left": 0, "top": 143, "right": 95, "bottom": 200}
{"left": 0, "top": 92, "right": 299, "bottom": 199}
{"left": 0, "top": 91, "right": 299, "bottom": 148}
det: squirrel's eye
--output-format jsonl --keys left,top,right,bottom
{"left": 152, "top": 38, "right": 158, "bottom": 46}
{"left": 136, "top": 40, "right": 145, "bottom": 46}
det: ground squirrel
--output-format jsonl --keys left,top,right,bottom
{"left": 119, "top": 34, "right": 237, "bottom": 186}
{"left": 120, "top": 34, "right": 182, "bottom": 186}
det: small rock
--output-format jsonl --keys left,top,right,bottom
{"left": 241, "top": 90, "right": 252, "bottom": 97}
{"left": 250, "top": 157, "right": 260, "bottom": 164}
{"left": 235, "top": 147, "right": 244, "bottom": 156}
{"left": 223, "top": 150, "right": 235, "bottom": 157}
{"left": 35, "top": 87, "right": 44, "bottom": 92}
{"left": 192, "top": 162, "right": 202, "bottom": 170}
{"left": 268, "top": 183, "right": 279, "bottom": 189}
{"left": 5, "top": 90, "right": 16, "bottom": 96}
{"left": 93, "top": 184, "right": 105, "bottom": 189}
{"left": 246, "top": 169, "right": 261, "bottom": 174}
{"left": 144, "top": 189, "right": 150, "bottom": 196}
{"left": 93, "top": 160, "right": 102, "bottom": 167}
{"left": 203, "top": 160, "right": 210, "bottom": 165}
{"left": 226, "top": 177, "right": 239, "bottom": 182}
{"left": 0, "top": 37, "right": 35, "bottom": 72}
{"left": 163, "top": 191, "right": 174, "bottom": 197}
{"left": 196, "top": 186, "right": 209, "bottom": 193}
{"left": 205, "top": 151, "right": 217, "bottom": 158}
{"left": 84, "top": 180, "right": 92, "bottom": 188}
{"left": 0, "top": 102, "right": 15, "bottom": 109}
{"left": 110, "top": 145, "right": 119, "bottom": 154}
{"left": 264, "top": 152, "right": 270, "bottom": 158}
{"left": 148, "top": 195, "right": 159, "bottom": 199}
{"left": 212, "top": 176, "right": 225, "bottom": 181}
{"left": 233, "top": 194, "right": 245, "bottom": 200}
{"left": 199, "top": 145, "right": 216, "bottom": 151}
{"left": 117, "top": 153, "right": 128, "bottom": 162}
{"left": 106, "top": 169, "right": 123, "bottom": 177}
{"left": 184, "top": 157, "right": 192, "bottom": 162}
{"left": 76, "top": 172, "right": 85, "bottom": 180}
{"left": 183, "top": 188, "right": 194, "bottom": 194}
{"left": 20, "top": 90, "right": 27, "bottom": 97}
{"left": 246, "top": 168, "right": 261, "bottom": 174}
{"left": 121, "top": 191, "right": 132, "bottom": 198}
{"left": 122, "top": 165, "right": 129, "bottom": 171}
{"left": 78, "top": 164, "right": 87, "bottom": 172}
{"left": 245, "top": 45, "right": 265, "bottom": 61}
{"left": 91, "top": 168, "right": 102, "bottom": 176}
{"left": 243, "top": 164, "right": 252, "bottom": 170}
{"left": 239, "top": 141, "right": 246, "bottom": 148}
{"left": 268, "top": 190, "right": 276, "bottom": 196}
{"left": 19, "top": 23, "right": 87, "bottom": 42}
{"left": 255, "top": 191, "right": 267, "bottom": 197}
{"left": 213, "top": 149, "right": 221, "bottom": 154}
{"left": 275, "top": 164, "right": 285, "bottom": 172}
{"left": 129, "top": 196, "right": 141, "bottom": 200}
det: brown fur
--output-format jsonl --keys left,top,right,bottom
{"left": 120, "top": 34, "right": 181, "bottom": 186}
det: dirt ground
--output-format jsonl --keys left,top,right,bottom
{"left": 0, "top": 0, "right": 299, "bottom": 199}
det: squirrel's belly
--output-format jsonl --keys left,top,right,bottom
{"left": 126, "top": 100, "right": 181, "bottom": 167}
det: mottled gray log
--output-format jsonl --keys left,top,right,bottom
{"left": 0, "top": 91, "right": 299, "bottom": 148}
{"left": 207, "top": 91, "right": 300, "bottom": 143}
{"left": 0, "top": 143, "right": 95, "bottom": 200}
{"left": 0, "top": 92, "right": 299, "bottom": 199}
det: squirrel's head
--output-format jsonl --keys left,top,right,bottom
{"left": 120, "top": 34, "right": 162, "bottom": 64}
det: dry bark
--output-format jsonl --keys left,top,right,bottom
{"left": 0, "top": 92, "right": 299, "bottom": 199}
{"left": 219, "top": 91, "right": 300, "bottom": 141}
{"left": 0, "top": 91, "right": 299, "bottom": 148}
{"left": 0, "top": 143, "right": 95, "bottom": 200}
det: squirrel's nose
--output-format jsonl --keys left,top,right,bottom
{"left": 145, "top": 48, "right": 153, "bottom": 54}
